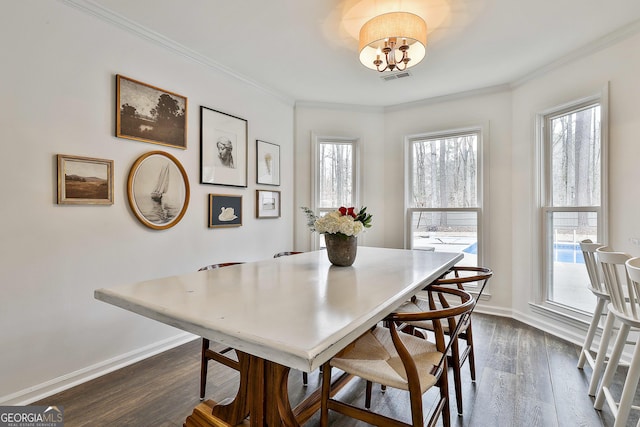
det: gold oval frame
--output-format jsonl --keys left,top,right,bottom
{"left": 127, "top": 151, "right": 190, "bottom": 230}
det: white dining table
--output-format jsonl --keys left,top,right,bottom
{"left": 94, "top": 246, "right": 463, "bottom": 426}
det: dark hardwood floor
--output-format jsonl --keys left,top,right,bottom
{"left": 35, "top": 313, "right": 639, "bottom": 426}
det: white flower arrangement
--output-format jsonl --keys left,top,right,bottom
{"left": 301, "top": 206, "right": 372, "bottom": 238}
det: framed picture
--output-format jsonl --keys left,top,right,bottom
{"left": 57, "top": 154, "right": 114, "bottom": 205}
{"left": 208, "top": 194, "right": 242, "bottom": 228}
{"left": 256, "top": 190, "right": 281, "bottom": 218}
{"left": 256, "top": 140, "right": 280, "bottom": 186}
{"left": 127, "top": 151, "right": 190, "bottom": 230}
{"left": 116, "top": 75, "right": 187, "bottom": 149}
{"left": 200, "top": 106, "right": 247, "bottom": 187}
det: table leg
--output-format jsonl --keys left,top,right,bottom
{"left": 183, "top": 351, "right": 301, "bottom": 427}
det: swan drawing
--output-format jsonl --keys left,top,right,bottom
{"left": 219, "top": 207, "right": 238, "bottom": 222}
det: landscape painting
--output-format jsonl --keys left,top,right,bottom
{"left": 256, "top": 190, "right": 280, "bottom": 218}
{"left": 57, "top": 154, "right": 114, "bottom": 205}
{"left": 127, "top": 151, "right": 190, "bottom": 230}
{"left": 116, "top": 75, "right": 187, "bottom": 149}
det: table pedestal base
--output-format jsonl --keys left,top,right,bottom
{"left": 184, "top": 351, "right": 352, "bottom": 427}
{"left": 185, "top": 400, "right": 248, "bottom": 427}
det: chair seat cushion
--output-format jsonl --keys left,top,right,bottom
{"left": 331, "top": 326, "right": 441, "bottom": 393}
{"left": 397, "top": 298, "right": 471, "bottom": 333}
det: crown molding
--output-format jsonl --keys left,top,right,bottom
{"left": 60, "top": 0, "right": 295, "bottom": 107}
{"left": 511, "top": 17, "right": 640, "bottom": 89}
{"left": 384, "top": 84, "right": 512, "bottom": 112}
{"left": 294, "top": 100, "right": 384, "bottom": 114}
{"left": 61, "top": 0, "right": 640, "bottom": 110}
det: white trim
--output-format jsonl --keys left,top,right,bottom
{"left": 536, "top": 88, "right": 608, "bottom": 309}
{"left": 0, "top": 332, "right": 196, "bottom": 406}
{"left": 600, "top": 83, "right": 610, "bottom": 245}
{"left": 60, "top": 0, "right": 294, "bottom": 106}
{"left": 310, "top": 134, "right": 361, "bottom": 250}
{"left": 404, "top": 126, "right": 485, "bottom": 265}
{"left": 386, "top": 84, "right": 511, "bottom": 112}
{"left": 295, "top": 101, "right": 384, "bottom": 114}
{"left": 511, "top": 19, "right": 640, "bottom": 89}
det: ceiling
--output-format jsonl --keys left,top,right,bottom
{"left": 87, "top": 0, "right": 640, "bottom": 107}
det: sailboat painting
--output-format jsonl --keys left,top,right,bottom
{"left": 127, "top": 151, "right": 190, "bottom": 230}
{"left": 151, "top": 162, "right": 170, "bottom": 202}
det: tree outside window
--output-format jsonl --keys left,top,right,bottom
{"left": 407, "top": 129, "right": 481, "bottom": 266}
{"left": 543, "top": 102, "right": 602, "bottom": 313}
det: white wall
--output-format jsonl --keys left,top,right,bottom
{"left": 0, "top": 1, "right": 293, "bottom": 403}
{"left": 383, "top": 90, "right": 514, "bottom": 313}
{"left": 293, "top": 29, "right": 640, "bottom": 344}
{"left": 510, "top": 31, "right": 640, "bottom": 334}
{"left": 294, "top": 91, "right": 514, "bottom": 315}
{"left": 293, "top": 104, "right": 387, "bottom": 250}
{"left": 4, "top": 0, "right": 640, "bottom": 407}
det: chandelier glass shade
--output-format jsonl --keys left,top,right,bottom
{"left": 358, "top": 12, "right": 427, "bottom": 72}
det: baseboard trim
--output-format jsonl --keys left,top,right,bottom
{"left": 0, "top": 332, "right": 197, "bottom": 405}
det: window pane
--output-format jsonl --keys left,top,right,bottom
{"left": 550, "top": 105, "right": 601, "bottom": 207}
{"left": 409, "top": 211, "right": 477, "bottom": 266}
{"left": 546, "top": 211, "right": 598, "bottom": 312}
{"left": 319, "top": 143, "right": 353, "bottom": 208}
{"left": 411, "top": 134, "right": 478, "bottom": 208}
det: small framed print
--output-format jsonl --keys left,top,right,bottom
{"left": 116, "top": 75, "right": 187, "bottom": 149}
{"left": 200, "top": 106, "right": 248, "bottom": 187}
{"left": 57, "top": 154, "right": 114, "bottom": 205}
{"left": 127, "top": 151, "right": 190, "bottom": 230}
{"left": 256, "top": 190, "right": 281, "bottom": 218}
{"left": 208, "top": 194, "right": 242, "bottom": 228}
{"left": 256, "top": 140, "right": 280, "bottom": 186}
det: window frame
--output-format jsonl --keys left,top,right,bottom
{"left": 536, "top": 88, "right": 609, "bottom": 316}
{"left": 404, "top": 126, "right": 485, "bottom": 268}
{"left": 310, "top": 134, "right": 361, "bottom": 250}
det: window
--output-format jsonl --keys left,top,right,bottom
{"left": 406, "top": 128, "right": 482, "bottom": 266}
{"left": 540, "top": 94, "right": 607, "bottom": 314}
{"left": 311, "top": 135, "right": 360, "bottom": 249}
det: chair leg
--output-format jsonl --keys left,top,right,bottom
{"left": 200, "top": 338, "right": 209, "bottom": 400}
{"left": 466, "top": 324, "right": 476, "bottom": 382}
{"left": 594, "top": 323, "right": 630, "bottom": 409}
{"left": 365, "top": 381, "right": 372, "bottom": 409}
{"left": 450, "top": 337, "right": 463, "bottom": 415}
{"left": 439, "top": 360, "right": 451, "bottom": 427}
{"left": 589, "top": 312, "right": 616, "bottom": 396}
{"left": 612, "top": 334, "right": 640, "bottom": 427}
{"left": 302, "top": 372, "right": 308, "bottom": 386}
{"left": 578, "top": 297, "right": 606, "bottom": 369}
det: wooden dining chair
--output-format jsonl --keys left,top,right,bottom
{"left": 383, "top": 266, "right": 492, "bottom": 415}
{"left": 593, "top": 256, "right": 640, "bottom": 426}
{"left": 320, "top": 285, "right": 474, "bottom": 427}
{"left": 576, "top": 240, "right": 609, "bottom": 374}
{"left": 274, "top": 251, "right": 303, "bottom": 258}
{"left": 197, "top": 262, "right": 244, "bottom": 400}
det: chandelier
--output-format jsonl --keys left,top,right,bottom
{"left": 358, "top": 12, "right": 427, "bottom": 72}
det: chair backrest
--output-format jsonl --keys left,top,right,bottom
{"left": 596, "top": 247, "right": 634, "bottom": 318}
{"left": 274, "top": 251, "right": 302, "bottom": 258}
{"left": 433, "top": 266, "right": 492, "bottom": 311}
{"left": 389, "top": 285, "right": 475, "bottom": 374}
{"left": 625, "top": 257, "right": 640, "bottom": 321}
{"left": 580, "top": 239, "right": 607, "bottom": 295}
{"left": 198, "top": 262, "right": 244, "bottom": 271}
